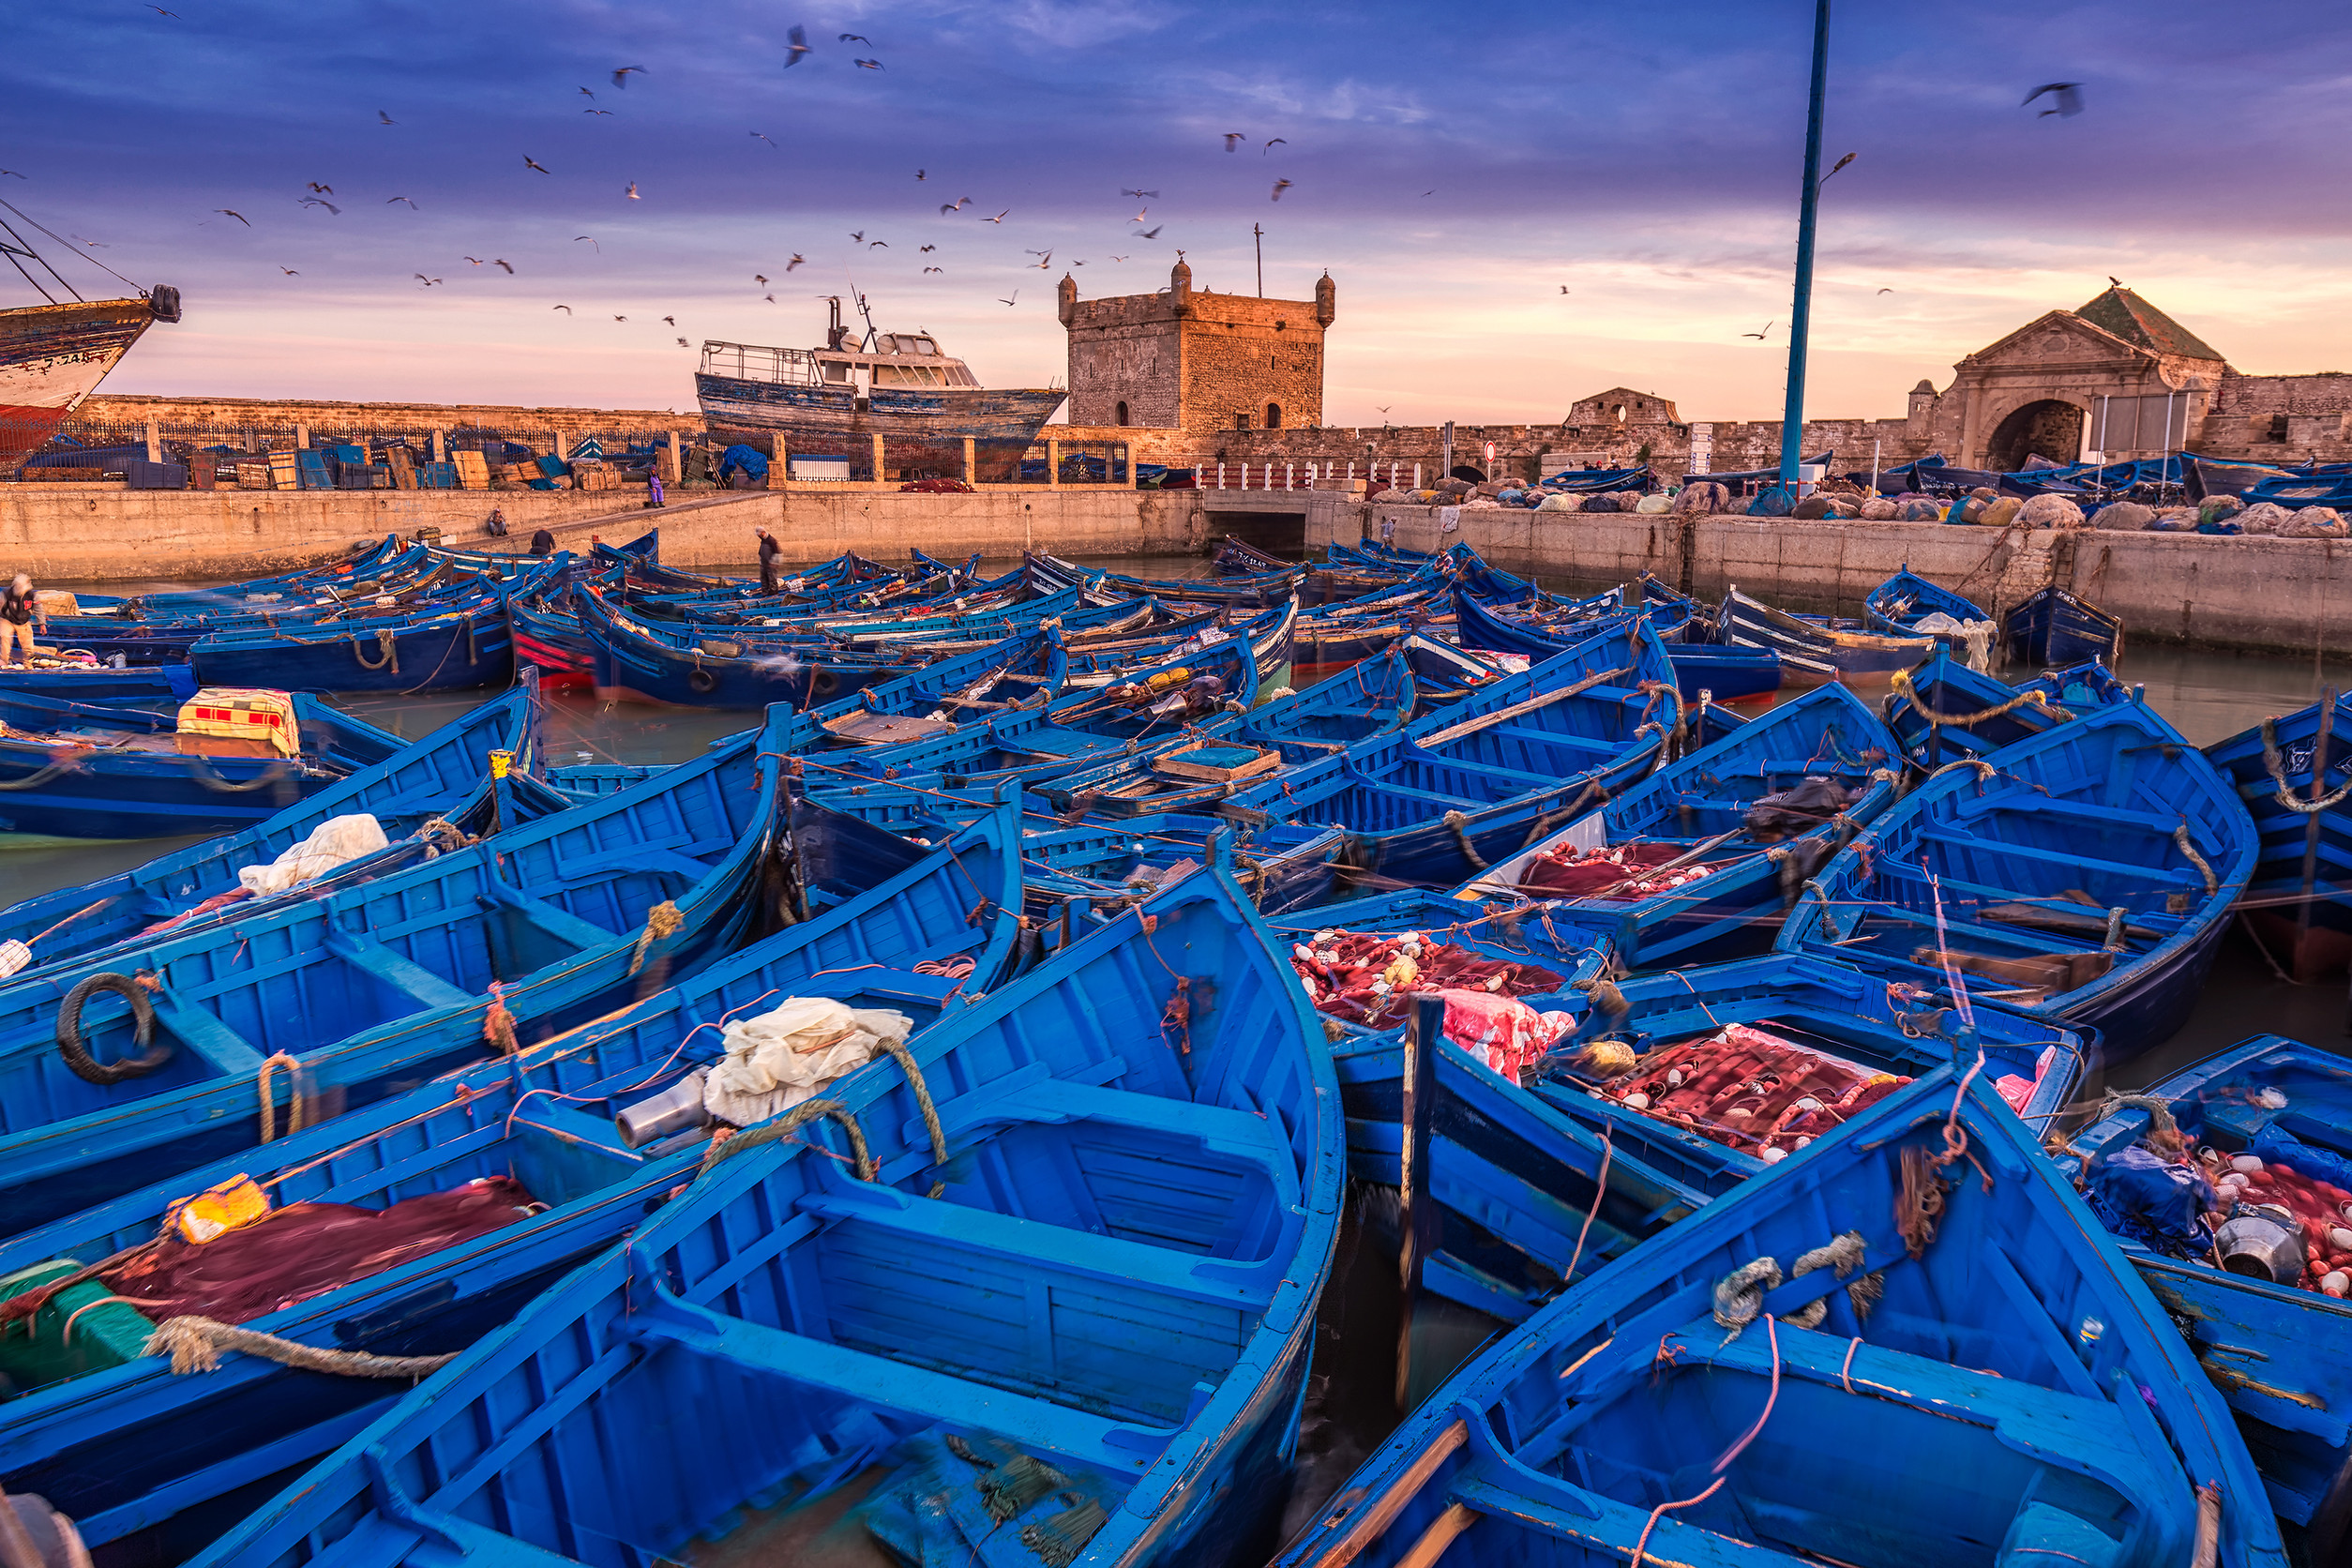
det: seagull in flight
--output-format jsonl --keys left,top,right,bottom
{"left": 279, "top": 266, "right": 299, "bottom": 275}
{"left": 524, "top": 156, "right": 551, "bottom": 173}
{"left": 377, "top": 110, "right": 396, "bottom": 124}
{"left": 611, "top": 66, "right": 648, "bottom": 87}
{"left": 1109, "top": 254, "right": 1129, "bottom": 262}
{"left": 1121, "top": 188, "right": 1158, "bottom": 199}
{"left": 2023, "top": 81, "right": 2084, "bottom": 117}
{"left": 1222, "top": 133, "right": 1245, "bottom": 151}
{"left": 1131, "top": 207, "right": 1149, "bottom": 222}
{"left": 1270, "top": 179, "right": 1291, "bottom": 201}
{"left": 786, "top": 254, "right": 805, "bottom": 270}
{"left": 923, "top": 266, "right": 942, "bottom": 273}
{"left": 869, "top": 239, "right": 888, "bottom": 247}
{"left": 915, "top": 170, "right": 926, "bottom": 180}
{"left": 386, "top": 195, "right": 417, "bottom": 207}
{"left": 940, "top": 198, "right": 971, "bottom": 214}
{"left": 0, "top": 171, "right": 24, "bottom": 179}
{"left": 839, "top": 32, "right": 871, "bottom": 42}
{"left": 983, "top": 210, "right": 1008, "bottom": 223}
{"left": 147, "top": 6, "right": 177, "bottom": 14}
{"left": 1877, "top": 287, "right": 1893, "bottom": 294}
{"left": 307, "top": 182, "right": 334, "bottom": 195}
{"left": 614, "top": 314, "right": 627, "bottom": 321}
{"left": 493, "top": 259, "right": 514, "bottom": 273}
{"left": 854, "top": 58, "right": 882, "bottom": 69}
{"left": 664, "top": 315, "right": 676, "bottom": 324}
{"left": 584, "top": 108, "right": 612, "bottom": 115}
{"left": 575, "top": 235, "right": 598, "bottom": 250}
{"left": 298, "top": 196, "right": 340, "bottom": 214}
{"left": 999, "top": 290, "right": 1018, "bottom": 306}
{"left": 1263, "top": 138, "right": 1286, "bottom": 154}
{"left": 1135, "top": 225, "right": 1162, "bottom": 239}
{"left": 553, "top": 304, "right": 571, "bottom": 313}
{"left": 214, "top": 209, "right": 250, "bottom": 226}
{"left": 414, "top": 274, "right": 443, "bottom": 286}
{"left": 677, "top": 337, "right": 689, "bottom": 346}
{"left": 751, "top": 131, "right": 776, "bottom": 145}
{"left": 1559, "top": 286, "right": 1571, "bottom": 294}
{"left": 626, "top": 181, "right": 641, "bottom": 199}
{"left": 1741, "top": 320, "right": 1773, "bottom": 339}
{"left": 849, "top": 231, "right": 864, "bottom": 242}
{"left": 785, "top": 25, "right": 810, "bottom": 66}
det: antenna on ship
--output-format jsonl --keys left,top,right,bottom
{"left": 844, "top": 274, "right": 881, "bottom": 350}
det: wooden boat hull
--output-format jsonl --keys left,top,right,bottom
{"left": 1882, "top": 649, "right": 2078, "bottom": 769}
{"left": 0, "top": 297, "right": 160, "bottom": 473}
{"left": 2205, "top": 694, "right": 2352, "bottom": 981}
{"left": 0, "top": 691, "right": 402, "bottom": 841}
{"left": 1271, "top": 1064, "right": 2288, "bottom": 1568}
{"left": 189, "top": 603, "right": 517, "bottom": 695}
{"left": 0, "top": 679, "right": 540, "bottom": 972}
{"left": 696, "top": 370, "right": 1066, "bottom": 465}
{"left": 2003, "top": 585, "right": 2123, "bottom": 667}
{"left": 187, "top": 868, "right": 1343, "bottom": 1568}
{"left": 506, "top": 593, "right": 595, "bottom": 690}
{"left": 581, "top": 588, "right": 913, "bottom": 708}
{"left": 1779, "top": 702, "right": 2259, "bottom": 1064}
{"left": 0, "top": 663, "right": 193, "bottom": 701}
{"left": 1719, "top": 586, "right": 1936, "bottom": 680}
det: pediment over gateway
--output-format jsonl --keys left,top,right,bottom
{"left": 1968, "top": 311, "right": 2149, "bottom": 370}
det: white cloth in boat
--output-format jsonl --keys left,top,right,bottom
{"left": 702, "top": 997, "right": 914, "bottom": 1128}
{"left": 236, "top": 813, "right": 390, "bottom": 896}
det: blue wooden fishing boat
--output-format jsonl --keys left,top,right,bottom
{"left": 0, "top": 661, "right": 195, "bottom": 701}
{"left": 1862, "top": 562, "right": 1991, "bottom": 654}
{"left": 1528, "top": 951, "right": 2086, "bottom": 1188}
{"left": 2018, "top": 657, "right": 2135, "bottom": 713}
{"left": 1452, "top": 589, "right": 1780, "bottom": 701}
{"left": 580, "top": 584, "right": 921, "bottom": 707}
{"left": 2068, "top": 1033, "right": 2352, "bottom": 1560}
{"left": 1459, "top": 683, "right": 1904, "bottom": 969}
{"left": 1882, "top": 648, "right": 2082, "bottom": 769}
{"left": 2005, "top": 583, "right": 2125, "bottom": 667}
{"left": 0, "top": 689, "right": 408, "bottom": 841}
{"left": 1719, "top": 584, "right": 1937, "bottom": 681}
{"left": 1028, "top": 548, "right": 1305, "bottom": 608}
{"left": 0, "top": 710, "right": 793, "bottom": 1233}
{"left": 0, "top": 804, "right": 1026, "bottom": 1568}
{"left": 188, "top": 863, "right": 1343, "bottom": 1568}
{"left": 1272, "top": 1063, "right": 2288, "bottom": 1568}
{"left": 2204, "top": 690, "right": 2352, "bottom": 981}
{"left": 0, "top": 677, "right": 544, "bottom": 974}
{"left": 1225, "top": 622, "right": 1681, "bottom": 893}
{"left": 188, "top": 594, "right": 524, "bottom": 695}
{"left": 1778, "top": 702, "right": 2258, "bottom": 1063}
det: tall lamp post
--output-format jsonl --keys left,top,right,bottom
{"left": 1775, "top": 0, "right": 1834, "bottom": 494}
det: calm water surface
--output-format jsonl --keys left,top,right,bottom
{"left": 9, "top": 551, "right": 2347, "bottom": 1094}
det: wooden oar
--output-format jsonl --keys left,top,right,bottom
{"left": 1414, "top": 666, "right": 1633, "bottom": 747}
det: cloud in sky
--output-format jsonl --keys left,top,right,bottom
{"left": 8, "top": 0, "right": 2352, "bottom": 424}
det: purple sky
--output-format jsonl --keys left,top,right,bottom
{"left": 10, "top": 0, "right": 2351, "bottom": 426}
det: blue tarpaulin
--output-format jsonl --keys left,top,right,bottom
{"left": 718, "top": 445, "right": 769, "bottom": 482}
{"left": 1541, "top": 463, "right": 1655, "bottom": 493}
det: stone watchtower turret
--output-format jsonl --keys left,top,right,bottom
{"left": 1061, "top": 261, "right": 1332, "bottom": 431}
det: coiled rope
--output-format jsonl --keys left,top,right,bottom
{"left": 1890, "top": 668, "right": 2067, "bottom": 728}
{"left": 626, "top": 899, "right": 683, "bottom": 976}
{"left": 143, "top": 1316, "right": 453, "bottom": 1379}
{"left": 1711, "top": 1257, "right": 1782, "bottom": 1342}
{"left": 2258, "top": 716, "right": 2352, "bottom": 814}
{"left": 1782, "top": 1230, "right": 1869, "bottom": 1330}
{"left": 698, "top": 1097, "right": 875, "bottom": 1182}
{"left": 353, "top": 628, "right": 400, "bottom": 672}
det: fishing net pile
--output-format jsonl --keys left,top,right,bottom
{"left": 1516, "top": 841, "right": 1713, "bottom": 900}
{"left": 1289, "top": 929, "right": 1575, "bottom": 1079}
{"left": 2088, "top": 1104, "right": 2352, "bottom": 1297}
{"left": 1586, "top": 1023, "right": 1911, "bottom": 1161}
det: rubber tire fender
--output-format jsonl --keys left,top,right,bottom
{"left": 55, "top": 972, "right": 174, "bottom": 1086}
{"left": 687, "top": 667, "right": 719, "bottom": 695}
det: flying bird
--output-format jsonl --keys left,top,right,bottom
{"left": 677, "top": 337, "right": 689, "bottom": 346}
{"left": 1877, "top": 287, "right": 1893, "bottom": 294}
{"left": 147, "top": 6, "right": 177, "bottom": 14}
{"left": 298, "top": 197, "right": 339, "bottom": 214}
{"left": 464, "top": 256, "right": 484, "bottom": 265}
{"left": 1263, "top": 138, "right": 1285, "bottom": 154}
{"left": 785, "top": 254, "right": 805, "bottom": 271}
{"left": 611, "top": 66, "right": 647, "bottom": 87}
{"left": 839, "top": 32, "right": 871, "bottom": 42}
{"left": 73, "top": 235, "right": 108, "bottom": 248}
{"left": 915, "top": 170, "right": 926, "bottom": 180}
{"left": 1108, "top": 254, "right": 1129, "bottom": 262}
{"left": 1121, "top": 188, "right": 1158, "bottom": 198}
{"left": 751, "top": 131, "right": 776, "bottom": 145}
{"left": 626, "top": 181, "right": 640, "bottom": 199}
{"left": 1270, "top": 179, "right": 1291, "bottom": 201}
{"left": 1741, "top": 320, "right": 1773, "bottom": 339}
{"left": 663, "top": 314, "right": 675, "bottom": 324}
{"left": 579, "top": 86, "right": 596, "bottom": 98}
{"left": 2023, "top": 82, "right": 2084, "bottom": 117}
{"left": 377, "top": 110, "right": 396, "bottom": 125}
{"left": 849, "top": 231, "right": 864, "bottom": 242}
{"left": 614, "top": 314, "right": 627, "bottom": 321}
{"left": 1135, "top": 225, "right": 1162, "bottom": 239}
{"left": 2108, "top": 275, "right": 2123, "bottom": 287}
{"left": 853, "top": 58, "right": 882, "bottom": 69}
{"left": 1222, "top": 133, "right": 1245, "bottom": 151}
{"left": 414, "top": 274, "right": 443, "bottom": 286}
{"left": 553, "top": 305, "right": 571, "bottom": 312}
{"left": 998, "top": 291, "right": 1018, "bottom": 306}
{"left": 1421, "top": 189, "right": 1435, "bottom": 197}
{"left": 869, "top": 239, "right": 887, "bottom": 247}
{"left": 523, "top": 156, "right": 550, "bottom": 173}
{"left": 983, "top": 210, "right": 1007, "bottom": 223}
{"left": 923, "top": 266, "right": 942, "bottom": 273}
{"left": 0, "top": 171, "right": 24, "bottom": 179}
{"left": 939, "top": 198, "right": 970, "bottom": 214}
{"left": 1032, "top": 252, "right": 1053, "bottom": 269}
{"left": 385, "top": 195, "right": 416, "bottom": 207}
{"left": 279, "top": 266, "right": 298, "bottom": 275}
{"left": 214, "top": 208, "right": 250, "bottom": 225}
{"left": 307, "top": 182, "right": 334, "bottom": 194}
{"left": 493, "top": 259, "right": 514, "bottom": 273}
{"left": 785, "top": 25, "right": 811, "bottom": 65}
{"left": 1131, "top": 207, "right": 1148, "bottom": 222}
{"left": 919, "top": 244, "right": 936, "bottom": 252}
{"left": 1559, "top": 286, "right": 1571, "bottom": 294}
{"left": 575, "top": 235, "right": 598, "bottom": 250}
{"left": 584, "top": 109, "right": 613, "bottom": 115}
{"left": 764, "top": 293, "right": 776, "bottom": 302}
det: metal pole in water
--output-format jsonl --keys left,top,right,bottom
{"left": 1776, "top": 0, "right": 1834, "bottom": 493}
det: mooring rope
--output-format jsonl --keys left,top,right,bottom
{"left": 699, "top": 1097, "right": 876, "bottom": 1182}
{"left": 353, "top": 628, "right": 400, "bottom": 671}
{"left": 874, "top": 1037, "right": 950, "bottom": 1199}
{"left": 2257, "top": 716, "right": 2352, "bottom": 814}
{"left": 143, "top": 1316, "right": 454, "bottom": 1379}
{"left": 1782, "top": 1230, "right": 1868, "bottom": 1330}
{"left": 257, "top": 1051, "right": 306, "bottom": 1143}
{"left": 2174, "top": 822, "right": 2219, "bottom": 897}
{"left": 1889, "top": 668, "right": 2066, "bottom": 728}
{"left": 626, "top": 898, "right": 683, "bottom": 976}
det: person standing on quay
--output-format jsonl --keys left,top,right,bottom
{"left": 756, "top": 527, "right": 782, "bottom": 593}
{"left": 646, "top": 470, "right": 665, "bottom": 508}
{"left": 0, "top": 574, "right": 42, "bottom": 667}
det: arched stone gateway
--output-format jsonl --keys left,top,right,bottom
{"left": 1985, "top": 399, "right": 2086, "bottom": 471}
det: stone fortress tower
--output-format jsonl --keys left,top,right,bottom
{"left": 1058, "top": 262, "right": 1334, "bottom": 434}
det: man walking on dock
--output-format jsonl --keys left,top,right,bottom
{"left": 756, "top": 527, "right": 781, "bottom": 593}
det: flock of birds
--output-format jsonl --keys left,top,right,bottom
{"left": 94, "top": 15, "right": 2101, "bottom": 362}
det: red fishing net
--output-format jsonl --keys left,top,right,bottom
{"left": 1517, "top": 841, "right": 1713, "bottom": 901}
{"left": 1289, "top": 929, "right": 1576, "bottom": 1080}
{"left": 2205, "top": 1156, "right": 2352, "bottom": 1294}
{"left": 108, "top": 1176, "right": 536, "bottom": 1324}
{"left": 1593, "top": 1023, "right": 1910, "bottom": 1160}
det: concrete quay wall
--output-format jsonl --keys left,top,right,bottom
{"left": 1337, "top": 503, "right": 2352, "bottom": 657}
{"left": 0, "top": 484, "right": 1205, "bottom": 583}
